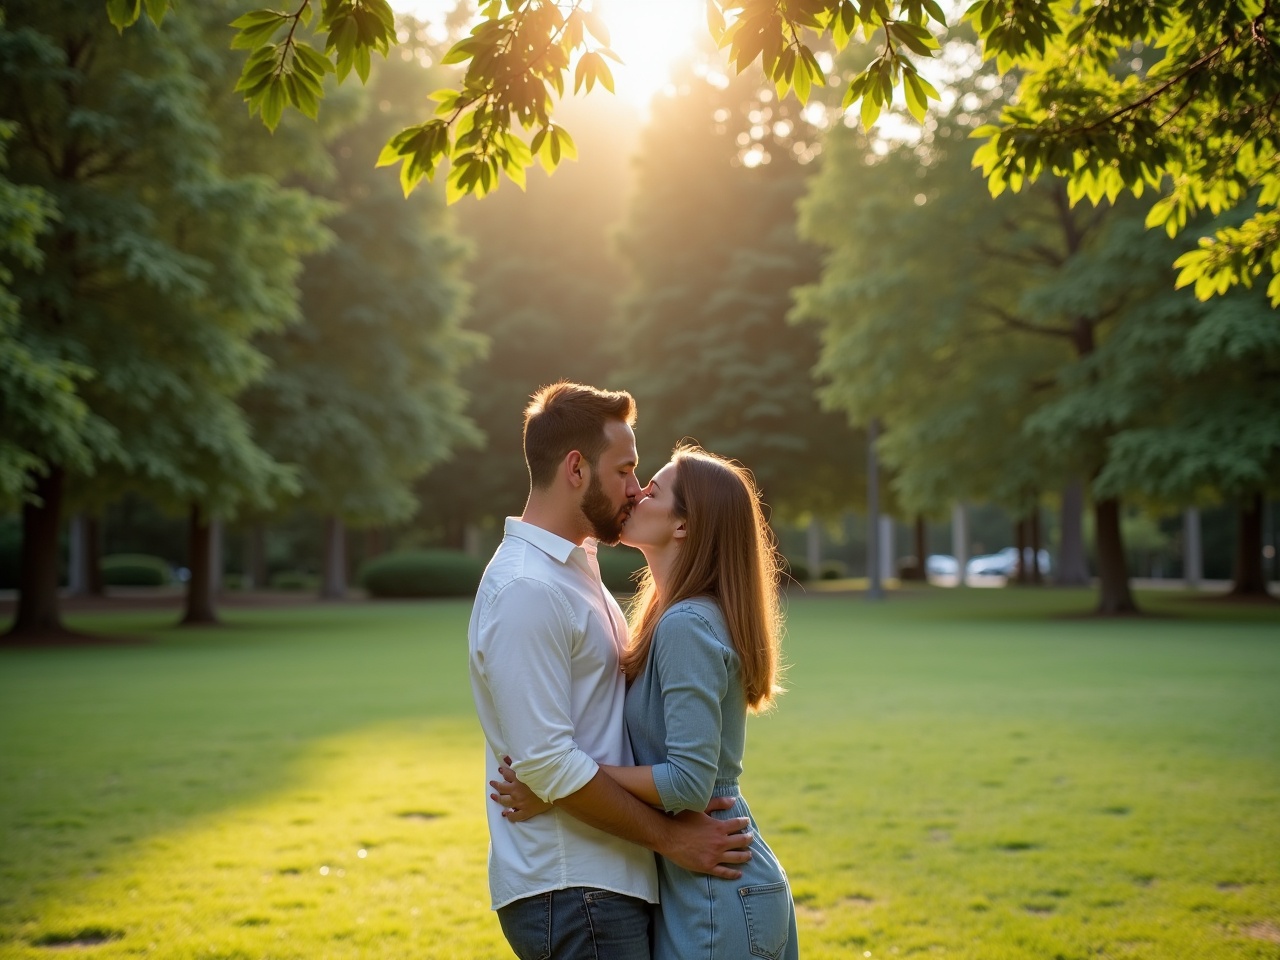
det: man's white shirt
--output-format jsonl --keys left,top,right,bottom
{"left": 467, "top": 517, "right": 659, "bottom": 909}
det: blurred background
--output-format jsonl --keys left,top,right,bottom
{"left": 2, "top": 0, "right": 1277, "bottom": 626}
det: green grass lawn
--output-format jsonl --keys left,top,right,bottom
{"left": 1, "top": 588, "right": 1278, "bottom": 959}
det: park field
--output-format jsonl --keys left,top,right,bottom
{"left": 1, "top": 589, "right": 1278, "bottom": 960}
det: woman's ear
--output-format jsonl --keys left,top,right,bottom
{"left": 673, "top": 521, "right": 687, "bottom": 540}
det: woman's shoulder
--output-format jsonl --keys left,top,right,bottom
{"left": 656, "top": 597, "right": 731, "bottom": 649}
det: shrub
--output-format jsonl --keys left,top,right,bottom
{"left": 820, "top": 560, "right": 849, "bottom": 580}
{"left": 360, "top": 550, "right": 485, "bottom": 598}
{"left": 270, "top": 571, "right": 319, "bottom": 592}
{"left": 596, "top": 545, "right": 647, "bottom": 594}
{"left": 101, "top": 554, "right": 171, "bottom": 587}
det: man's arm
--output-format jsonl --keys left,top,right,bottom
{"left": 555, "top": 770, "right": 754, "bottom": 881}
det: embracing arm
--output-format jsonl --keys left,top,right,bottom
{"left": 478, "top": 581, "right": 752, "bottom": 878}
{"left": 598, "top": 764, "right": 662, "bottom": 807}
{"left": 491, "top": 759, "right": 751, "bottom": 877}
{"left": 648, "top": 607, "right": 731, "bottom": 813}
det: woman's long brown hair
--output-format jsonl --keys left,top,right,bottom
{"left": 621, "top": 445, "right": 784, "bottom": 710}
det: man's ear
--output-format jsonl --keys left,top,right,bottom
{"left": 564, "top": 450, "right": 587, "bottom": 489}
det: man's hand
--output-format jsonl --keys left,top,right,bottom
{"left": 659, "top": 806, "right": 754, "bottom": 880}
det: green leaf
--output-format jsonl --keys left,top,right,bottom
{"left": 232, "top": 17, "right": 286, "bottom": 51}
{"left": 260, "top": 77, "right": 287, "bottom": 131}
{"left": 230, "top": 9, "right": 285, "bottom": 29}
{"left": 903, "top": 69, "right": 927, "bottom": 122}
{"left": 143, "top": 0, "right": 169, "bottom": 25}
{"left": 106, "top": 0, "right": 140, "bottom": 31}
{"left": 860, "top": 82, "right": 882, "bottom": 128}
{"left": 294, "top": 42, "right": 335, "bottom": 77}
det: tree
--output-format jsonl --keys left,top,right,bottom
{"left": 413, "top": 92, "right": 639, "bottom": 546}
{"left": 0, "top": 1, "right": 327, "bottom": 638}
{"left": 1085, "top": 253, "right": 1280, "bottom": 598}
{"left": 0, "top": 121, "right": 85, "bottom": 507}
{"left": 613, "top": 62, "right": 864, "bottom": 522}
{"left": 114, "top": 1, "right": 1276, "bottom": 304}
{"left": 795, "top": 50, "right": 1158, "bottom": 613}
{"left": 243, "top": 28, "right": 483, "bottom": 598}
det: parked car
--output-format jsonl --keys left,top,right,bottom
{"left": 926, "top": 554, "right": 960, "bottom": 577}
{"left": 966, "top": 547, "right": 1052, "bottom": 578}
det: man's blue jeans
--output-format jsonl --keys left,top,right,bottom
{"left": 497, "top": 887, "right": 651, "bottom": 960}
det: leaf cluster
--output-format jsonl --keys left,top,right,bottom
{"left": 966, "top": 0, "right": 1280, "bottom": 304}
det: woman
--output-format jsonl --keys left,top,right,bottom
{"left": 492, "top": 445, "right": 799, "bottom": 960}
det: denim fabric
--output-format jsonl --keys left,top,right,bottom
{"left": 496, "top": 887, "right": 652, "bottom": 960}
{"left": 626, "top": 598, "right": 799, "bottom": 960}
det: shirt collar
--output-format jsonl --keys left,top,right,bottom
{"left": 504, "top": 516, "right": 595, "bottom": 565}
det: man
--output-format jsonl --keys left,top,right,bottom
{"left": 468, "top": 381, "right": 753, "bottom": 959}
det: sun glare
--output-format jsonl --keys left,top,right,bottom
{"left": 390, "top": 0, "right": 705, "bottom": 108}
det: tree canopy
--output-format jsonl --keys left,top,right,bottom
{"left": 613, "top": 63, "right": 865, "bottom": 521}
{"left": 113, "top": 0, "right": 1279, "bottom": 304}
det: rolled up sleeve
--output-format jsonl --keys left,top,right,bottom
{"left": 473, "top": 577, "right": 599, "bottom": 802}
{"left": 649, "top": 608, "right": 729, "bottom": 813}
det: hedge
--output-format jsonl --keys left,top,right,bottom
{"left": 360, "top": 550, "right": 486, "bottom": 598}
{"left": 101, "top": 554, "right": 171, "bottom": 587}
{"left": 270, "top": 571, "right": 319, "bottom": 592}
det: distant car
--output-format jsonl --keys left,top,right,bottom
{"left": 966, "top": 547, "right": 1052, "bottom": 578}
{"left": 926, "top": 554, "right": 959, "bottom": 577}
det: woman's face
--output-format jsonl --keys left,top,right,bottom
{"left": 620, "top": 460, "right": 683, "bottom": 550}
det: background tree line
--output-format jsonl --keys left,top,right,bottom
{"left": 3, "top": 3, "right": 1277, "bottom": 641}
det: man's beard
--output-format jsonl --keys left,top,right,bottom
{"left": 581, "top": 471, "right": 628, "bottom": 545}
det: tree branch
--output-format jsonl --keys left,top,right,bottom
{"left": 980, "top": 301, "right": 1076, "bottom": 340}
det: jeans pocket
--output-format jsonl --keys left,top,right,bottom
{"left": 739, "top": 881, "right": 793, "bottom": 960}
{"left": 497, "top": 892, "right": 552, "bottom": 960}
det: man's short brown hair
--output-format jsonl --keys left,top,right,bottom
{"left": 523, "top": 382, "right": 637, "bottom": 488}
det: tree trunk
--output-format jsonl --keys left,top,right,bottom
{"left": 952, "top": 502, "right": 968, "bottom": 587}
{"left": 1014, "top": 518, "right": 1028, "bottom": 584}
{"left": 900, "top": 515, "right": 927, "bottom": 581}
{"left": 68, "top": 514, "right": 88, "bottom": 596}
{"left": 866, "top": 419, "right": 884, "bottom": 600}
{"left": 1056, "top": 480, "right": 1089, "bottom": 585}
{"left": 365, "top": 526, "right": 385, "bottom": 561}
{"left": 1229, "top": 492, "right": 1271, "bottom": 598}
{"left": 1030, "top": 507, "right": 1043, "bottom": 585}
{"left": 5, "top": 467, "right": 71, "bottom": 641}
{"left": 1094, "top": 497, "right": 1138, "bottom": 614}
{"left": 181, "top": 504, "right": 219, "bottom": 626}
{"left": 806, "top": 516, "right": 822, "bottom": 583}
{"left": 320, "top": 514, "right": 347, "bottom": 600}
{"left": 244, "top": 523, "right": 267, "bottom": 590}
{"left": 1183, "top": 508, "right": 1203, "bottom": 588}
{"left": 86, "top": 516, "right": 104, "bottom": 596}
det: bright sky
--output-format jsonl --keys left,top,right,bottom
{"left": 390, "top": 0, "right": 705, "bottom": 108}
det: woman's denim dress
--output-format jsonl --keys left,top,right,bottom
{"left": 625, "top": 597, "right": 799, "bottom": 960}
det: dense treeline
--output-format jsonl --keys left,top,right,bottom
{"left": 0, "top": 3, "right": 477, "bottom": 637}
{"left": 3, "top": 5, "right": 1276, "bottom": 638}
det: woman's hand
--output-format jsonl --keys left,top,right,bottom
{"left": 489, "top": 756, "right": 554, "bottom": 822}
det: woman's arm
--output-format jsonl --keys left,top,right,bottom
{"left": 598, "top": 764, "right": 662, "bottom": 807}
{"left": 648, "top": 608, "right": 730, "bottom": 813}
